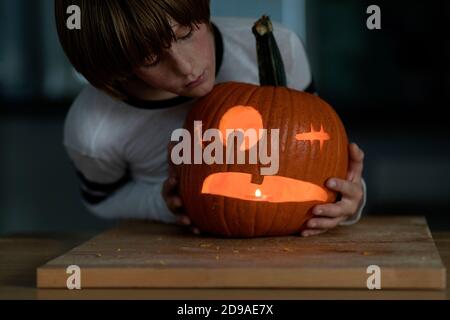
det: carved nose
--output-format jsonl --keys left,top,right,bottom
{"left": 251, "top": 173, "right": 264, "bottom": 185}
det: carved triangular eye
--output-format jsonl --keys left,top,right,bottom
{"left": 218, "top": 106, "right": 263, "bottom": 151}
{"left": 296, "top": 124, "right": 330, "bottom": 151}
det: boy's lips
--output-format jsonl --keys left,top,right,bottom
{"left": 186, "top": 71, "right": 206, "bottom": 88}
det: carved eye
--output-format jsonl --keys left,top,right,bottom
{"left": 218, "top": 106, "right": 264, "bottom": 151}
{"left": 296, "top": 124, "right": 330, "bottom": 151}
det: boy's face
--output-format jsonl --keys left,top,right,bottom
{"left": 133, "top": 22, "right": 216, "bottom": 98}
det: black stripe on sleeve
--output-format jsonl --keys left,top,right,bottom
{"left": 75, "top": 169, "right": 131, "bottom": 205}
{"left": 75, "top": 169, "right": 130, "bottom": 194}
{"left": 80, "top": 189, "right": 110, "bottom": 206}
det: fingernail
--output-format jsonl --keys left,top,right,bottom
{"left": 183, "top": 217, "right": 191, "bottom": 226}
{"left": 328, "top": 180, "right": 336, "bottom": 188}
{"left": 309, "top": 221, "right": 316, "bottom": 228}
{"left": 315, "top": 209, "right": 323, "bottom": 215}
{"left": 174, "top": 198, "right": 182, "bottom": 208}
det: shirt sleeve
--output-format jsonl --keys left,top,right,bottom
{"left": 66, "top": 147, "right": 177, "bottom": 224}
{"left": 339, "top": 179, "right": 368, "bottom": 226}
{"left": 284, "top": 30, "right": 316, "bottom": 94}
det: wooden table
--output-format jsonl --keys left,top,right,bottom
{"left": 1, "top": 221, "right": 450, "bottom": 300}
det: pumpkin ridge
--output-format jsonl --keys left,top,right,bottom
{"left": 279, "top": 87, "right": 300, "bottom": 234}
{"left": 215, "top": 85, "right": 245, "bottom": 236}
{"left": 255, "top": 87, "right": 278, "bottom": 235}
{"left": 311, "top": 96, "right": 325, "bottom": 190}
{"left": 244, "top": 86, "right": 263, "bottom": 238}
{"left": 325, "top": 101, "right": 337, "bottom": 191}
{"left": 303, "top": 95, "right": 315, "bottom": 197}
{"left": 186, "top": 84, "right": 236, "bottom": 235}
{"left": 234, "top": 84, "right": 261, "bottom": 237}
{"left": 262, "top": 86, "right": 280, "bottom": 236}
{"left": 247, "top": 85, "right": 274, "bottom": 237}
{"left": 218, "top": 83, "right": 256, "bottom": 234}
{"left": 275, "top": 87, "right": 298, "bottom": 235}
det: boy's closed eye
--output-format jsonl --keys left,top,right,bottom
{"left": 176, "top": 28, "right": 194, "bottom": 42}
{"left": 142, "top": 56, "right": 160, "bottom": 68}
{"left": 141, "top": 27, "right": 195, "bottom": 68}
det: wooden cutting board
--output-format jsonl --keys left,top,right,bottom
{"left": 37, "top": 216, "right": 446, "bottom": 289}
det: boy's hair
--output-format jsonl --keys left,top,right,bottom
{"left": 55, "top": 0, "right": 211, "bottom": 99}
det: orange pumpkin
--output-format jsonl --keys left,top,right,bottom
{"left": 176, "top": 16, "right": 348, "bottom": 237}
{"left": 178, "top": 82, "right": 348, "bottom": 237}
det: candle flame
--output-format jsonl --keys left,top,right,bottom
{"left": 255, "top": 188, "right": 263, "bottom": 198}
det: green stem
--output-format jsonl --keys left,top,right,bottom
{"left": 252, "top": 15, "right": 287, "bottom": 87}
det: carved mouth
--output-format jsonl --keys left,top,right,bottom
{"left": 202, "top": 172, "right": 328, "bottom": 203}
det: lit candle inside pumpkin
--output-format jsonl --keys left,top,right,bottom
{"left": 253, "top": 188, "right": 269, "bottom": 201}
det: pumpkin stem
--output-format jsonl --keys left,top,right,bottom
{"left": 252, "top": 15, "right": 287, "bottom": 87}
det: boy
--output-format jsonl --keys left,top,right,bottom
{"left": 55, "top": 0, "right": 366, "bottom": 237}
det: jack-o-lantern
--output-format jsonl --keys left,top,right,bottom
{"left": 176, "top": 16, "right": 348, "bottom": 238}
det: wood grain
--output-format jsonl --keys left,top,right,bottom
{"left": 36, "top": 216, "right": 446, "bottom": 289}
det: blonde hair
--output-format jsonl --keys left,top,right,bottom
{"left": 55, "top": 0, "right": 211, "bottom": 99}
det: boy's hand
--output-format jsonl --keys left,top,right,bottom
{"left": 301, "top": 143, "right": 365, "bottom": 237}
{"left": 163, "top": 143, "right": 201, "bottom": 235}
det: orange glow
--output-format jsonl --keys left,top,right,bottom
{"left": 202, "top": 172, "right": 328, "bottom": 203}
{"left": 296, "top": 124, "right": 330, "bottom": 150}
{"left": 218, "top": 106, "right": 263, "bottom": 151}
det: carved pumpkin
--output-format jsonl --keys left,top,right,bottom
{"left": 176, "top": 16, "right": 348, "bottom": 237}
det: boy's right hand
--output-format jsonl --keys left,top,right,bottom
{"left": 162, "top": 143, "right": 201, "bottom": 235}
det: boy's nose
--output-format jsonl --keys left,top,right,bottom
{"left": 169, "top": 47, "right": 194, "bottom": 76}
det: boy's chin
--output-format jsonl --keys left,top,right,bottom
{"left": 183, "top": 82, "right": 215, "bottom": 98}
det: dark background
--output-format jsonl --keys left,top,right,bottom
{"left": 1, "top": 0, "right": 449, "bottom": 235}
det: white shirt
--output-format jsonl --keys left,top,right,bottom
{"left": 64, "top": 17, "right": 365, "bottom": 225}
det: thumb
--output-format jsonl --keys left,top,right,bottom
{"left": 163, "top": 176, "right": 178, "bottom": 196}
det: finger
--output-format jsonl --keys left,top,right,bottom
{"left": 315, "top": 199, "right": 360, "bottom": 220}
{"left": 163, "top": 177, "right": 179, "bottom": 198}
{"left": 347, "top": 143, "right": 364, "bottom": 182}
{"left": 176, "top": 215, "right": 191, "bottom": 226}
{"left": 301, "top": 229, "right": 328, "bottom": 237}
{"left": 168, "top": 142, "right": 179, "bottom": 170}
{"left": 327, "top": 178, "right": 362, "bottom": 200}
{"left": 167, "top": 196, "right": 183, "bottom": 211}
{"left": 307, "top": 216, "right": 347, "bottom": 230}
{"left": 168, "top": 163, "right": 177, "bottom": 178}
{"left": 313, "top": 203, "right": 347, "bottom": 218}
{"left": 163, "top": 176, "right": 177, "bottom": 190}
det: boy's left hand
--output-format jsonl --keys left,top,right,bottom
{"left": 301, "top": 143, "right": 365, "bottom": 237}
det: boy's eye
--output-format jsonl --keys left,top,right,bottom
{"left": 177, "top": 29, "right": 194, "bottom": 42}
{"left": 143, "top": 56, "right": 160, "bottom": 68}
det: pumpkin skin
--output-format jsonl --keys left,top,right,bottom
{"left": 177, "top": 82, "right": 349, "bottom": 238}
